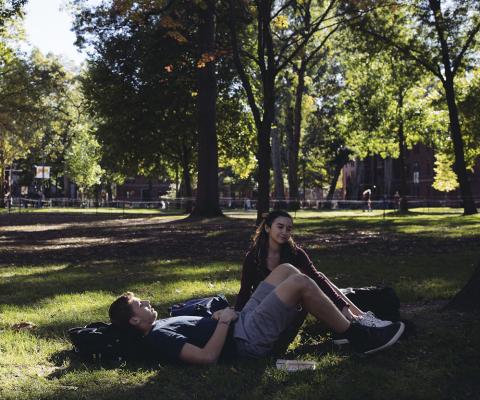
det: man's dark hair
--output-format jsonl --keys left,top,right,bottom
{"left": 109, "top": 292, "right": 135, "bottom": 328}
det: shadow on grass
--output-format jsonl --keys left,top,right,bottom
{"left": 45, "top": 349, "right": 272, "bottom": 400}
{"left": 0, "top": 214, "right": 254, "bottom": 268}
{"left": 1, "top": 212, "right": 478, "bottom": 273}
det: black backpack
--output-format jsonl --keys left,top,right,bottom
{"left": 341, "top": 286, "right": 401, "bottom": 321}
{"left": 68, "top": 322, "right": 145, "bottom": 363}
{"left": 168, "top": 294, "right": 229, "bottom": 317}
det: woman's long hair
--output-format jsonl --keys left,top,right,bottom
{"left": 251, "top": 210, "right": 297, "bottom": 266}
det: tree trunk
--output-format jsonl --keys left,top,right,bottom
{"left": 429, "top": 0, "right": 477, "bottom": 215}
{"left": 442, "top": 77, "right": 477, "bottom": 215}
{"left": 397, "top": 92, "right": 409, "bottom": 213}
{"left": 228, "top": 0, "right": 276, "bottom": 224}
{"left": 446, "top": 263, "right": 480, "bottom": 313}
{"left": 175, "top": 162, "right": 179, "bottom": 198}
{"left": 383, "top": 158, "right": 393, "bottom": 199}
{"left": 63, "top": 175, "right": 71, "bottom": 198}
{"left": 255, "top": 19, "right": 276, "bottom": 224}
{"left": 257, "top": 119, "right": 272, "bottom": 223}
{"left": 191, "top": 0, "right": 222, "bottom": 218}
{"left": 180, "top": 144, "right": 193, "bottom": 213}
{"left": 323, "top": 163, "right": 342, "bottom": 209}
{"left": 271, "top": 125, "right": 285, "bottom": 208}
{"left": 0, "top": 161, "right": 5, "bottom": 208}
{"left": 324, "top": 148, "right": 351, "bottom": 208}
{"left": 288, "top": 57, "right": 307, "bottom": 205}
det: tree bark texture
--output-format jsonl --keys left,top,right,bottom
{"left": 324, "top": 148, "right": 351, "bottom": 208}
{"left": 191, "top": 0, "right": 222, "bottom": 218}
{"left": 0, "top": 161, "right": 5, "bottom": 208}
{"left": 397, "top": 92, "right": 409, "bottom": 213}
{"left": 324, "top": 163, "right": 342, "bottom": 206}
{"left": 271, "top": 126, "right": 285, "bottom": 203}
{"left": 288, "top": 56, "right": 307, "bottom": 204}
{"left": 180, "top": 143, "right": 193, "bottom": 213}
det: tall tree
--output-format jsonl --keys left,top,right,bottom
{"left": 343, "top": 0, "right": 479, "bottom": 214}
{"left": 191, "top": 0, "right": 222, "bottom": 217}
{"left": 338, "top": 38, "right": 435, "bottom": 212}
{"left": 77, "top": 7, "right": 197, "bottom": 191}
{"left": 74, "top": 1, "right": 248, "bottom": 211}
{"left": 228, "top": 0, "right": 338, "bottom": 222}
{"left": 0, "top": 49, "right": 67, "bottom": 205}
{"left": 286, "top": 0, "right": 340, "bottom": 206}
{"left": 302, "top": 54, "right": 353, "bottom": 206}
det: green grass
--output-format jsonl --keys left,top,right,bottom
{"left": 0, "top": 210, "right": 479, "bottom": 400}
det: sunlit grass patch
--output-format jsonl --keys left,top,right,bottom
{"left": 0, "top": 263, "right": 69, "bottom": 279}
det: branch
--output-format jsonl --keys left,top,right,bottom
{"left": 452, "top": 21, "right": 480, "bottom": 76}
{"left": 239, "top": 49, "right": 261, "bottom": 67}
{"left": 229, "top": 0, "right": 262, "bottom": 129}
{"left": 358, "top": 25, "right": 441, "bottom": 78}
{"left": 263, "top": 3, "right": 276, "bottom": 78}
{"left": 276, "top": 0, "right": 337, "bottom": 72}
{"left": 304, "top": 23, "right": 341, "bottom": 65}
{"left": 271, "top": 0, "right": 296, "bottom": 21}
{"left": 257, "top": 0, "right": 267, "bottom": 76}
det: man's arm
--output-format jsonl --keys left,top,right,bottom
{"left": 179, "top": 308, "right": 238, "bottom": 365}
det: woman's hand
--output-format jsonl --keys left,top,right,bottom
{"left": 341, "top": 305, "right": 358, "bottom": 321}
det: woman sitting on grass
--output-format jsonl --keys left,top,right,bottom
{"left": 234, "top": 210, "right": 390, "bottom": 334}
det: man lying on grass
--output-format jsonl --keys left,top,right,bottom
{"left": 109, "top": 264, "right": 405, "bottom": 365}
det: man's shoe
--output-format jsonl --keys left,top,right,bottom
{"left": 358, "top": 311, "right": 393, "bottom": 328}
{"left": 350, "top": 321, "right": 405, "bottom": 355}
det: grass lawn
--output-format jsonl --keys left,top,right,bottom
{"left": 0, "top": 209, "right": 479, "bottom": 400}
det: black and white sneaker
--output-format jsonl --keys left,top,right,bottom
{"left": 349, "top": 321, "right": 405, "bottom": 355}
{"left": 358, "top": 311, "right": 393, "bottom": 328}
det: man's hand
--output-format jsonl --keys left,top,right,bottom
{"left": 212, "top": 308, "right": 238, "bottom": 323}
{"left": 180, "top": 307, "right": 238, "bottom": 365}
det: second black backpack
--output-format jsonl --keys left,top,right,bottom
{"left": 341, "top": 286, "right": 401, "bottom": 321}
{"left": 168, "top": 294, "right": 230, "bottom": 317}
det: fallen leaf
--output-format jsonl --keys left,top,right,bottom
{"left": 12, "top": 322, "right": 37, "bottom": 331}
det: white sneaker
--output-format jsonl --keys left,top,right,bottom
{"left": 358, "top": 311, "right": 392, "bottom": 328}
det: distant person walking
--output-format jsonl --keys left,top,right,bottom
{"left": 393, "top": 191, "right": 400, "bottom": 210}
{"left": 362, "top": 188, "right": 372, "bottom": 212}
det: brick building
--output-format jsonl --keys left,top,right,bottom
{"left": 116, "top": 176, "right": 170, "bottom": 201}
{"left": 342, "top": 144, "right": 480, "bottom": 201}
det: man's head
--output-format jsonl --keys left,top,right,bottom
{"left": 109, "top": 292, "right": 158, "bottom": 334}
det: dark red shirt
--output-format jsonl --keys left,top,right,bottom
{"left": 234, "top": 246, "right": 349, "bottom": 312}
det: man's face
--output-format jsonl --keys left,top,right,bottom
{"left": 129, "top": 297, "right": 158, "bottom": 327}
